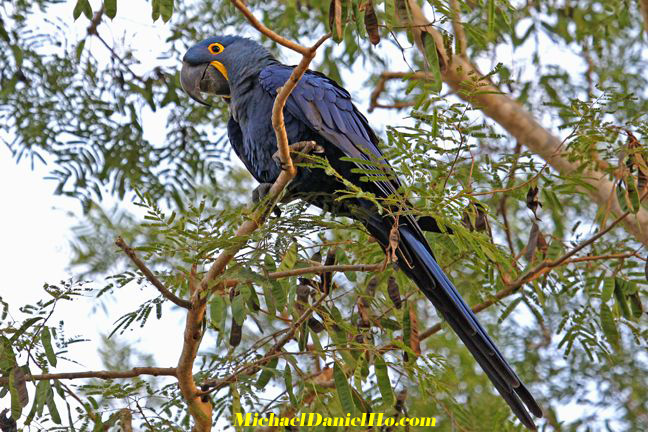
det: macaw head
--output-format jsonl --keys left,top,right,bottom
{"left": 180, "top": 35, "right": 274, "bottom": 105}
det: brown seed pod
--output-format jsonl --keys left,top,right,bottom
{"left": 308, "top": 317, "right": 325, "bottom": 333}
{"left": 387, "top": 276, "right": 402, "bottom": 309}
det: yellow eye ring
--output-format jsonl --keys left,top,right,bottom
{"left": 208, "top": 43, "right": 224, "bottom": 55}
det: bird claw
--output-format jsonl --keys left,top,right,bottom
{"left": 272, "top": 140, "right": 324, "bottom": 170}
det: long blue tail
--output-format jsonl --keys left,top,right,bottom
{"left": 369, "top": 219, "right": 542, "bottom": 429}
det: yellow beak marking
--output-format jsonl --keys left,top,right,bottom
{"left": 210, "top": 60, "right": 229, "bottom": 81}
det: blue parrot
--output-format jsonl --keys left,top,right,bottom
{"left": 180, "top": 35, "right": 542, "bottom": 429}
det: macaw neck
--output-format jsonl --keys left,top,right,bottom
{"left": 228, "top": 57, "right": 280, "bottom": 98}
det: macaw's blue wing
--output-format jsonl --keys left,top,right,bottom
{"left": 259, "top": 64, "right": 542, "bottom": 430}
{"left": 259, "top": 65, "right": 400, "bottom": 198}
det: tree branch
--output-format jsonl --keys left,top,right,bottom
{"left": 640, "top": 0, "right": 648, "bottom": 33}
{"left": 220, "top": 262, "right": 383, "bottom": 288}
{"left": 0, "top": 367, "right": 177, "bottom": 385}
{"left": 449, "top": 0, "right": 467, "bottom": 56}
{"left": 115, "top": 237, "right": 192, "bottom": 309}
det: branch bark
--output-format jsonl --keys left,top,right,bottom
{"left": 0, "top": 367, "right": 177, "bottom": 385}
{"left": 115, "top": 237, "right": 192, "bottom": 309}
{"left": 640, "top": 0, "right": 648, "bottom": 33}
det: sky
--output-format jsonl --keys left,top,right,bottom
{"left": 0, "top": 0, "right": 610, "bottom": 429}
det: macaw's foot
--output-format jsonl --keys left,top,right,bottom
{"left": 272, "top": 140, "right": 325, "bottom": 170}
{"left": 252, "top": 182, "right": 282, "bottom": 217}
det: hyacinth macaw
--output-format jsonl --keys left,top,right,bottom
{"left": 180, "top": 35, "right": 542, "bottom": 429}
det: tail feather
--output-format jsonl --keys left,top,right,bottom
{"left": 397, "top": 226, "right": 543, "bottom": 428}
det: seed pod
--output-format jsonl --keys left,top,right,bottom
{"left": 321, "top": 247, "right": 337, "bottom": 293}
{"left": 296, "top": 280, "right": 311, "bottom": 312}
{"left": 387, "top": 276, "right": 402, "bottom": 309}
{"left": 308, "top": 317, "right": 325, "bottom": 333}
{"left": 229, "top": 319, "right": 242, "bottom": 347}
{"left": 364, "top": 0, "right": 380, "bottom": 45}
{"left": 366, "top": 276, "right": 379, "bottom": 296}
{"left": 310, "top": 250, "right": 323, "bottom": 264}
{"left": 357, "top": 298, "right": 371, "bottom": 327}
{"left": 229, "top": 288, "right": 243, "bottom": 347}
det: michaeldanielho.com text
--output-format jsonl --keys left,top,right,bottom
{"left": 234, "top": 412, "right": 437, "bottom": 428}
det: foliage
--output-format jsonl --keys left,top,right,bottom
{"left": 1, "top": 0, "right": 647, "bottom": 431}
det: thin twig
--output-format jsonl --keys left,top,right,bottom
{"left": 220, "top": 262, "right": 383, "bottom": 288}
{"left": 115, "top": 237, "right": 192, "bottom": 309}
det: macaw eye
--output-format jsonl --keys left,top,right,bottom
{"left": 208, "top": 43, "right": 224, "bottom": 55}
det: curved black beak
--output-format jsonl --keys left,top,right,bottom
{"left": 180, "top": 61, "right": 230, "bottom": 106}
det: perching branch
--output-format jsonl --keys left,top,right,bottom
{"left": 115, "top": 237, "right": 192, "bottom": 309}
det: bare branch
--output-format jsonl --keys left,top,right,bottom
{"left": 0, "top": 367, "right": 177, "bottom": 385}
{"left": 220, "top": 262, "right": 383, "bottom": 288}
{"left": 115, "top": 237, "right": 192, "bottom": 310}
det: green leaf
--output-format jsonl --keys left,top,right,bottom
{"left": 277, "top": 242, "right": 298, "bottom": 272}
{"left": 627, "top": 178, "right": 641, "bottom": 213}
{"left": 73, "top": 0, "right": 87, "bottom": 20}
{"left": 600, "top": 303, "right": 619, "bottom": 349}
{"left": 151, "top": 0, "right": 160, "bottom": 21}
{"left": 270, "top": 279, "right": 286, "bottom": 311}
{"left": 256, "top": 357, "right": 278, "bottom": 389}
{"left": 374, "top": 354, "right": 394, "bottom": 406}
{"left": 498, "top": 297, "right": 522, "bottom": 324}
{"left": 9, "top": 368, "right": 22, "bottom": 420}
{"left": 629, "top": 293, "right": 643, "bottom": 320}
{"left": 104, "top": 0, "right": 117, "bottom": 19}
{"left": 614, "top": 278, "right": 632, "bottom": 319}
{"left": 487, "top": 0, "right": 495, "bottom": 35}
{"left": 601, "top": 276, "right": 614, "bottom": 303}
{"left": 41, "top": 326, "right": 57, "bottom": 367}
{"left": 210, "top": 296, "right": 226, "bottom": 328}
{"left": 262, "top": 282, "right": 277, "bottom": 316}
{"left": 160, "top": 0, "right": 174, "bottom": 22}
{"left": 9, "top": 317, "right": 43, "bottom": 343}
{"left": 284, "top": 365, "right": 297, "bottom": 406}
{"left": 46, "top": 387, "right": 62, "bottom": 424}
{"left": 24, "top": 380, "right": 50, "bottom": 425}
{"left": 75, "top": 40, "right": 86, "bottom": 62}
{"left": 333, "top": 362, "right": 355, "bottom": 415}
{"left": 421, "top": 33, "right": 442, "bottom": 93}
{"left": 0, "top": 336, "right": 17, "bottom": 370}
{"left": 231, "top": 293, "right": 246, "bottom": 326}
